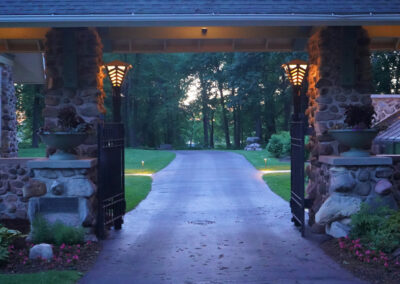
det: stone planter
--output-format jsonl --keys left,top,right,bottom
{"left": 328, "top": 129, "right": 379, "bottom": 157}
{"left": 39, "top": 132, "right": 88, "bottom": 160}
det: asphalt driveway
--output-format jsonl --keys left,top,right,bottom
{"left": 81, "top": 151, "right": 365, "bottom": 284}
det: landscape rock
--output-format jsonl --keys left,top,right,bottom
{"left": 50, "top": 180, "right": 64, "bottom": 195}
{"left": 244, "top": 143, "right": 262, "bottom": 151}
{"left": 374, "top": 179, "right": 392, "bottom": 195}
{"left": 246, "top": 137, "right": 260, "bottom": 144}
{"left": 365, "top": 193, "right": 399, "bottom": 211}
{"left": 326, "top": 221, "right": 351, "bottom": 238}
{"left": 23, "top": 180, "right": 47, "bottom": 198}
{"left": 329, "top": 171, "right": 356, "bottom": 193}
{"left": 315, "top": 193, "right": 362, "bottom": 225}
{"left": 29, "top": 243, "right": 53, "bottom": 261}
{"left": 64, "top": 178, "right": 95, "bottom": 197}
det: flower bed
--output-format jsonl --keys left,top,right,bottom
{"left": 321, "top": 237, "right": 400, "bottom": 284}
{"left": 1, "top": 241, "right": 100, "bottom": 274}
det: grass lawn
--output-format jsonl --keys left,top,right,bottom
{"left": 0, "top": 270, "right": 82, "bottom": 284}
{"left": 229, "top": 149, "right": 290, "bottom": 171}
{"left": 263, "top": 173, "right": 291, "bottom": 201}
{"left": 125, "top": 148, "right": 176, "bottom": 174}
{"left": 125, "top": 176, "right": 152, "bottom": 212}
{"left": 18, "top": 146, "right": 46, "bottom": 158}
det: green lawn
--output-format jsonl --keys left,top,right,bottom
{"left": 263, "top": 173, "right": 291, "bottom": 201}
{"left": 18, "top": 146, "right": 46, "bottom": 158}
{"left": 229, "top": 149, "right": 290, "bottom": 171}
{"left": 125, "top": 176, "right": 152, "bottom": 212}
{"left": 0, "top": 270, "right": 82, "bottom": 284}
{"left": 125, "top": 148, "right": 176, "bottom": 174}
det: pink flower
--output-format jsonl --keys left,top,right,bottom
{"left": 73, "top": 255, "right": 79, "bottom": 260}
{"left": 76, "top": 249, "right": 80, "bottom": 253}
{"left": 365, "top": 250, "right": 371, "bottom": 255}
{"left": 66, "top": 259, "right": 71, "bottom": 263}
{"left": 76, "top": 244, "right": 80, "bottom": 248}
{"left": 384, "top": 262, "right": 389, "bottom": 267}
{"left": 373, "top": 257, "right": 378, "bottom": 262}
{"left": 60, "top": 243, "right": 66, "bottom": 250}
{"left": 86, "top": 241, "right": 92, "bottom": 245}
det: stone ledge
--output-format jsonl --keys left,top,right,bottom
{"left": 27, "top": 158, "right": 97, "bottom": 169}
{"left": 319, "top": 155, "right": 392, "bottom": 166}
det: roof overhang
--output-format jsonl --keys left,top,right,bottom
{"left": 0, "top": 13, "right": 400, "bottom": 28}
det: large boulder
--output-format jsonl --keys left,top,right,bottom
{"left": 246, "top": 137, "right": 260, "bottom": 145}
{"left": 328, "top": 168, "right": 356, "bottom": 193}
{"left": 315, "top": 193, "right": 362, "bottom": 225}
{"left": 23, "top": 180, "right": 47, "bottom": 199}
{"left": 244, "top": 143, "right": 262, "bottom": 151}
{"left": 374, "top": 179, "right": 392, "bottom": 195}
{"left": 29, "top": 243, "right": 53, "bottom": 261}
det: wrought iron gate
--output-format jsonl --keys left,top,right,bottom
{"left": 97, "top": 123, "right": 125, "bottom": 239}
{"left": 290, "top": 114, "right": 306, "bottom": 236}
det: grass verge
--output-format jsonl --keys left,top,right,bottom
{"left": 125, "top": 176, "right": 152, "bottom": 212}
{"left": 125, "top": 149, "right": 176, "bottom": 174}
{"left": 229, "top": 149, "right": 290, "bottom": 171}
{"left": 0, "top": 270, "right": 82, "bottom": 284}
{"left": 263, "top": 173, "right": 291, "bottom": 201}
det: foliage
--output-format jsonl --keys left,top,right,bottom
{"left": 371, "top": 51, "right": 400, "bottom": 94}
{"left": 0, "top": 224, "right": 22, "bottom": 263}
{"left": 350, "top": 202, "right": 400, "bottom": 253}
{"left": 0, "top": 270, "right": 82, "bottom": 284}
{"left": 266, "top": 131, "right": 291, "bottom": 158}
{"left": 32, "top": 216, "right": 84, "bottom": 245}
{"left": 344, "top": 104, "right": 376, "bottom": 129}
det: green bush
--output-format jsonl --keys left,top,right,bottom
{"left": 350, "top": 202, "right": 400, "bottom": 253}
{"left": 32, "top": 216, "right": 84, "bottom": 245}
{"left": 266, "top": 132, "right": 290, "bottom": 158}
{"left": 0, "top": 224, "right": 22, "bottom": 263}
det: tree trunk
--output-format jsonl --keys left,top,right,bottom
{"left": 264, "top": 91, "right": 277, "bottom": 141}
{"left": 199, "top": 73, "right": 209, "bottom": 148}
{"left": 31, "top": 86, "right": 41, "bottom": 148}
{"left": 254, "top": 103, "right": 262, "bottom": 140}
{"left": 218, "top": 85, "right": 231, "bottom": 148}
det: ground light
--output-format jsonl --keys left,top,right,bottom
{"left": 103, "top": 60, "right": 132, "bottom": 122}
{"left": 264, "top": 158, "right": 267, "bottom": 169}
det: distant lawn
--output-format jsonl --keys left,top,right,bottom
{"left": 18, "top": 146, "right": 46, "bottom": 158}
{"left": 229, "top": 149, "right": 290, "bottom": 171}
{"left": 125, "top": 148, "right": 176, "bottom": 174}
{"left": 263, "top": 173, "right": 291, "bottom": 201}
{"left": 125, "top": 176, "right": 152, "bottom": 212}
{"left": 0, "top": 270, "right": 81, "bottom": 284}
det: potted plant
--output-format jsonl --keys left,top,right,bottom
{"left": 328, "top": 104, "right": 378, "bottom": 157}
{"left": 38, "top": 106, "right": 93, "bottom": 160}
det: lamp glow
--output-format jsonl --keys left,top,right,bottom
{"left": 282, "top": 59, "right": 308, "bottom": 90}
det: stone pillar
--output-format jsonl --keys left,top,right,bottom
{"left": 305, "top": 27, "right": 375, "bottom": 226}
{"left": 0, "top": 63, "right": 18, "bottom": 157}
{"left": 43, "top": 28, "right": 105, "bottom": 157}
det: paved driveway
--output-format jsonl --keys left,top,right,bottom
{"left": 81, "top": 151, "right": 365, "bottom": 284}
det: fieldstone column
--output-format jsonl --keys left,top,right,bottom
{"left": 305, "top": 27, "right": 374, "bottom": 226}
{"left": 43, "top": 28, "right": 105, "bottom": 157}
{"left": 0, "top": 63, "right": 18, "bottom": 157}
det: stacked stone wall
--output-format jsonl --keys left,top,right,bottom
{"left": 371, "top": 94, "right": 400, "bottom": 126}
{"left": 1, "top": 64, "right": 18, "bottom": 158}
{"left": 305, "top": 27, "right": 375, "bottom": 224}
{"left": 44, "top": 28, "right": 105, "bottom": 158}
{"left": 0, "top": 159, "right": 32, "bottom": 220}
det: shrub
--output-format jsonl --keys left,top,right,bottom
{"left": 32, "top": 216, "right": 84, "bottom": 245}
{"left": 0, "top": 224, "right": 22, "bottom": 263}
{"left": 350, "top": 202, "right": 400, "bottom": 253}
{"left": 266, "top": 132, "right": 290, "bottom": 158}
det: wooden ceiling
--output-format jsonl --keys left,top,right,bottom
{"left": 0, "top": 26, "right": 399, "bottom": 53}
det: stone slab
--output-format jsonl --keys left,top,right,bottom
{"left": 27, "top": 158, "right": 97, "bottom": 169}
{"left": 319, "top": 155, "right": 392, "bottom": 166}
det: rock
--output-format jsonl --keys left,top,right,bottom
{"left": 355, "top": 182, "right": 371, "bottom": 196}
{"left": 61, "top": 170, "right": 75, "bottom": 177}
{"left": 310, "top": 223, "right": 326, "bottom": 234}
{"left": 339, "top": 217, "right": 352, "bottom": 226}
{"left": 79, "top": 198, "right": 94, "bottom": 226}
{"left": 246, "top": 137, "right": 260, "bottom": 144}
{"left": 326, "top": 221, "right": 351, "bottom": 238}
{"left": 29, "top": 244, "right": 53, "bottom": 261}
{"left": 365, "top": 193, "right": 399, "bottom": 211}
{"left": 375, "top": 179, "right": 392, "bottom": 195}
{"left": 315, "top": 193, "right": 362, "bottom": 225}
{"left": 392, "top": 248, "right": 400, "bottom": 258}
{"left": 244, "top": 143, "right": 262, "bottom": 151}
{"left": 23, "top": 180, "right": 47, "bottom": 198}
{"left": 375, "top": 167, "right": 393, "bottom": 178}
{"left": 328, "top": 171, "right": 356, "bottom": 193}
{"left": 50, "top": 180, "right": 64, "bottom": 195}
{"left": 64, "top": 178, "right": 95, "bottom": 197}
{"left": 358, "top": 170, "right": 370, "bottom": 182}
{"left": 40, "top": 170, "right": 58, "bottom": 179}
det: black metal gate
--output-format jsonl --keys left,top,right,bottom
{"left": 290, "top": 113, "right": 306, "bottom": 236}
{"left": 97, "top": 123, "right": 125, "bottom": 239}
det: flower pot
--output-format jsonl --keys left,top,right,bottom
{"left": 39, "top": 132, "right": 88, "bottom": 160}
{"left": 328, "top": 129, "right": 379, "bottom": 157}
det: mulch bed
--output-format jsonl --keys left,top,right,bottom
{"left": 0, "top": 240, "right": 101, "bottom": 274}
{"left": 321, "top": 238, "right": 400, "bottom": 284}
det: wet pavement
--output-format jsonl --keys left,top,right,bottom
{"left": 80, "top": 151, "right": 366, "bottom": 284}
